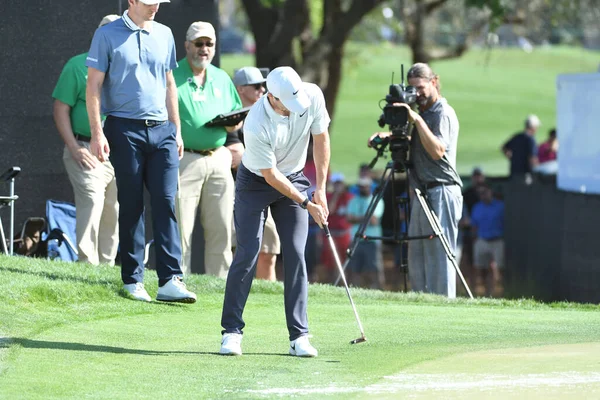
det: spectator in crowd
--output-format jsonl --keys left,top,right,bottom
{"left": 458, "top": 167, "right": 486, "bottom": 289}
{"left": 463, "top": 167, "right": 485, "bottom": 215}
{"left": 173, "top": 21, "right": 242, "bottom": 278}
{"left": 502, "top": 115, "right": 540, "bottom": 177}
{"left": 320, "top": 172, "right": 353, "bottom": 283}
{"left": 349, "top": 163, "right": 378, "bottom": 196}
{"left": 346, "top": 177, "right": 385, "bottom": 289}
{"left": 53, "top": 14, "right": 120, "bottom": 266}
{"left": 537, "top": 128, "right": 558, "bottom": 163}
{"left": 86, "top": 0, "right": 196, "bottom": 303}
{"left": 220, "top": 67, "right": 330, "bottom": 357}
{"left": 471, "top": 184, "right": 505, "bottom": 297}
{"left": 226, "top": 66, "right": 281, "bottom": 281}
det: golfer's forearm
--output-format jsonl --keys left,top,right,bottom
{"left": 262, "top": 168, "right": 305, "bottom": 204}
{"left": 312, "top": 132, "right": 330, "bottom": 192}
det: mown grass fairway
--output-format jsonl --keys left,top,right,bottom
{"left": 1, "top": 255, "right": 600, "bottom": 399}
{"left": 222, "top": 44, "right": 599, "bottom": 179}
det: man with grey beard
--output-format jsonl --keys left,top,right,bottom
{"left": 173, "top": 21, "right": 243, "bottom": 278}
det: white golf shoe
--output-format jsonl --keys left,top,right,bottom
{"left": 289, "top": 335, "right": 318, "bottom": 357}
{"left": 123, "top": 283, "right": 152, "bottom": 302}
{"left": 156, "top": 276, "right": 197, "bottom": 303}
{"left": 220, "top": 333, "right": 243, "bottom": 356}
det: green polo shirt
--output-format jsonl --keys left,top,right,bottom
{"left": 52, "top": 52, "right": 104, "bottom": 137}
{"left": 173, "top": 60, "right": 242, "bottom": 151}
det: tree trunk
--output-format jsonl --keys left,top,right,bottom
{"left": 241, "top": 0, "right": 384, "bottom": 122}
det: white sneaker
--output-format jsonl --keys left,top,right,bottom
{"left": 123, "top": 283, "right": 151, "bottom": 302}
{"left": 220, "top": 333, "right": 243, "bottom": 356}
{"left": 156, "top": 276, "right": 197, "bottom": 303}
{"left": 289, "top": 335, "right": 318, "bottom": 357}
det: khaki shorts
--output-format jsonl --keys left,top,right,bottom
{"left": 261, "top": 210, "right": 280, "bottom": 254}
{"left": 473, "top": 238, "right": 504, "bottom": 269}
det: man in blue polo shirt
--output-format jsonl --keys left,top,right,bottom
{"left": 471, "top": 184, "right": 505, "bottom": 297}
{"left": 86, "top": 0, "right": 196, "bottom": 303}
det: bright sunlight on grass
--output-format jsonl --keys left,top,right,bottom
{"left": 2, "top": 254, "right": 600, "bottom": 398}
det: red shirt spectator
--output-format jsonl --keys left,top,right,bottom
{"left": 538, "top": 128, "right": 558, "bottom": 163}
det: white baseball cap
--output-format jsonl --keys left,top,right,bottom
{"left": 139, "top": 0, "right": 170, "bottom": 4}
{"left": 525, "top": 114, "right": 541, "bottom": 128}
{"left": 266, "top": 67, "right": 311, "bottom": 114}
{"left": 186, "top": 21, "right": 216, "bottom": 42}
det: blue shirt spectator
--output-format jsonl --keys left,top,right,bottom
{"left": 347, "top": 178, "right": 384, "bottom": 238}
{"left": 471, "top": 195, "right": 504, "bottom": 240}
{"left": 86, "top": 12, "right": 178, "bottom": 120}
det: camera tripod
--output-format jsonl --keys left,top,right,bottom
{"left": 334, "top": 158, "right": 474, "bottom": 299}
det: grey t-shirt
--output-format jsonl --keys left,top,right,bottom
{"left": 410, "top": 98, "right": 462, "bottom": 187}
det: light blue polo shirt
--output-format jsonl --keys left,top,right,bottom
{"left": 347, "top": 195, "right": 384, "bottom": 237}
{"left": 86, "top": 11, "right": 178, "bottom": 120}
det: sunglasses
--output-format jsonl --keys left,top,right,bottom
{"left": 247, "top": 83, "right": 264, "bottom": 90}
{"left": 193, "top": 41, "right": 214, "bottom": 48}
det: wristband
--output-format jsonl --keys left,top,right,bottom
{"left": 299, "top": 197, "right": 310, "bottom": 209}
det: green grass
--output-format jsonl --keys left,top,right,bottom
{"left": 221, "top": 44, "right": 598, "bottom": 181}
{"left": 2, "top": 255, "right": 600, "bottom": 398}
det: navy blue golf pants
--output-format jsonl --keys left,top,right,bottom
{"left": 221, "top": 163, "right": 310, "bottom": 341}
{"left": 104, "top": 116, "right": 183, "bottom": 286}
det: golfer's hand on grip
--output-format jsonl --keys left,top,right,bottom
{"left": 307, "top": 202, "right": 327, "bottom": 228}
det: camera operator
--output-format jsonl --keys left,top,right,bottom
{"left": 368, "top": 63, "right": 462, "bottom": 298}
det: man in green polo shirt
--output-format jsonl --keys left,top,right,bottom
{"left": 52, "top": 14, "right": 120, "bottom": 266}
{"left": 173, "top": 21, "right": 242, "bottom": 277}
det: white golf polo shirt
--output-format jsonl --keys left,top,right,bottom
{"left": 242, "top": 82, "right": 330, "bottom": 177}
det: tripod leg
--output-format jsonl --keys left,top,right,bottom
{"left": 414, "top": 189, "right": 474, "bottom": 299}
{"left": 333, "top": 165, "right": 392, "bottom": 286}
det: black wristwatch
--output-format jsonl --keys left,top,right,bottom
{"left": 299, "top": 197, "right": 310, "bottom": 209}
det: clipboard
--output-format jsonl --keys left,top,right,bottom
{"left": 205, "top": 106, "right": 252, "bottom": 127}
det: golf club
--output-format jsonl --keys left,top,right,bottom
{"left": 322, "top": 224, "right": 367, "bottom": 345}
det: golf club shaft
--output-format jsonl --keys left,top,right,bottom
{"left": 324, "top": 225, "right": 366, "bottom": 338}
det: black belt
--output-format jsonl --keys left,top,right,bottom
{"left": 424, "top": 181, "right": 457, "bottom": 190}
{"left": 74, "top": 134, "right": 91, "bottom": 143}
{"left": 107, "top": 115, "right": 167, "bottom": 127}
{"left": 185, "top": 148, "right": 217, "bottom": 156}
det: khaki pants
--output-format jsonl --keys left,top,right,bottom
{"left": 177, "top": 147, "right": 234, "bottom": 278}
{"left": 62, "top": 142, "right": 119, "bottom": 265}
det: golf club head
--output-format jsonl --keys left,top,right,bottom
{"left": 350, "top": 336, "right": 367, "bottom": 345}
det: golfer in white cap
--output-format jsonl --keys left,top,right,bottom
{"left": 220, "top": 66, "right": 331, "bottom": 357}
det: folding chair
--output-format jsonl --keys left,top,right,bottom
{"left": 45, "top": 199, "right": 78, "bottom": 261}
{"left": 0, "top": 166, "right": 21, "bottom": 255}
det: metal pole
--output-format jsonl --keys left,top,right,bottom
{"left": 9, "top": 177, "right": 15, "bottom": 256}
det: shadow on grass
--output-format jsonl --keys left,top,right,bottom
{"left": 0, "top": 265, "right": 116, "bottom": 287}
{"left": 1, "top": 338, "right": 289, "bottom": 357}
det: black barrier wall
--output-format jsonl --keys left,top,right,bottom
{"left": 0, "top": 0, "right": 218, "bottom": 271}
{"left": 503, "top": 175, "right": 600, "bottom": 304}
